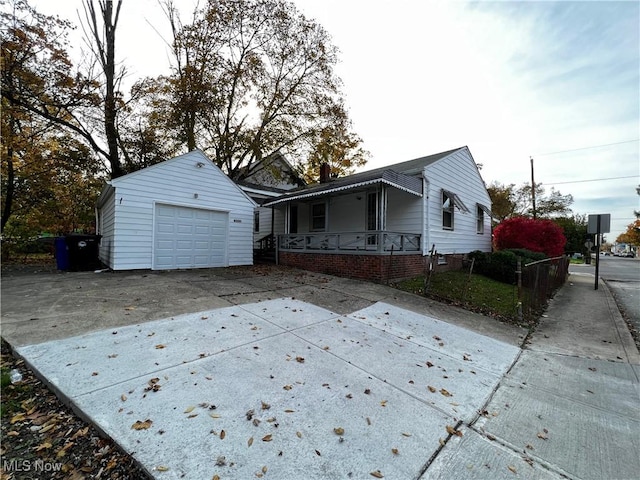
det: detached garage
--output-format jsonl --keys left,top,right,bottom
{"left": 96, "top": 150, "right": 257, "bottom": 271}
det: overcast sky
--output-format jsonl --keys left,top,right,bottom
{"left": 31, "top": 0, "right": 640, "bottom": 240}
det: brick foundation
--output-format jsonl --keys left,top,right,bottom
{"left": 278, "top": 251, "right": 470, "bottom": 282}
{"left": 278, "top": 251, "right": 426, "bottom": 283}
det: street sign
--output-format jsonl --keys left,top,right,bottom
{"left": 588, "top": 214, "right": 610, "bottom": 234}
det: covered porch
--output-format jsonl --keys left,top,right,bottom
{"left": 263, "top": 169, "right": 427, "bottom": 282}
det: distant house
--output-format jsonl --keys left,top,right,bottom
{"left": 261, "top": 146, "right": 492, "bottom": 282}
{"left": 96, "top": 150, "right": 256, "bottom": 271}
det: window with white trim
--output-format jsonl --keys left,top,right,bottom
{"left": 310, "top": 202, "right": 326, "bottom": 231}
{"left": 442, "top": 191, "right": 454, "bottom": 230}
{"left": 476, "top": 205, "right": 484, "bottom": 234}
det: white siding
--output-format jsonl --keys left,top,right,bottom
{"left": 97, "top": 186, "right": 116, "bottom": 268}
{"left": 424, "top": 149, "right": 492, "bottom": 254}
{"left": 328, "top": 192, "right": 366, "bottom": 231}
{"left": 386, "top": 188, "right": 422, "bottom": 233}
{"left": 98, "top": 150, "right": 255, "bottom": 270}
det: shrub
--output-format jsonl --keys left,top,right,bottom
{"left": 468, "top": 248, "right": 547, "bottom": 284}
{"left": 493, "top": 217, "right": 566, "bottom": 257}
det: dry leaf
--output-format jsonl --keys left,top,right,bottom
{"left": 155, "top": 344, "right": 166, "bottom": 349}
{"left": 262, "top": 466, "right": 268, "bottom": 474}
{"left": 380, "top": 400, "right": 388, "bottom": 407}
{"left": 220, "top": 429, "right": 226, "bottom": 439}
{"left": 213, "top": 475, "right": 220, "bottom": 480}
{"left": 440, "top": 388, "right": 452, "bottom": 397}
{"left": 315, "top": 449, "right": 321, "bottom": 456}
{"left": 262, "top": 434, "right": 273, "bottom": 442}
{"left": 10, "top": 413, "right": 26, "bottom": 424}
{"left": 248, "top": 436, "right": 254, "bottom": 447}
{"left": 184, "top": 406, "right": 195, "bottom": 414}
{"left": 508, "top": 465, "right": 517, "bottom": 474}
{"left": 35, "top": 442, "right": 52, "bottom": 452}
{"left": 334, "top": 427, "right": 345, "bottom": 435}
{"left": 364, "top": 388, "right": 371, "bottom": 394}
{"left": 296, "top": 356, "right": 305, "bottom": 363}
{"left": 296, "top": 431, "right": 302, "bottom": 438}
{"left": 537, "top": 432, "right": 548, "bottom": 440}
{"left": 428, "top": 385, "right": 436, "bottom": 393}
{"left": 283, "top": 385, "right": 293, "bottom": 390}
{"left": 156, "top": 466, "right": 169, "bottom": 472}
{"left": 121, "top": 394, "right": 127, "bottom": 402}
{"left": 426, "top": 361, "right": 434, "bottom": 368}
{"left": 446, "top": 425, "right": 456, "bottom": 435}
{"left": 401, "top": 432, "right": 411, "bottom": 437}
{"left": 391, "top": 448, "right": 399, "bottom": 455}
{"left": 284, "top": 409, "right": 295, "bottom": 413}
{"left": 370, "top": 470, "right": 384, "bottom": 478}
{"left": 261, "top": 401, "right": 271, "bottom": 410}
{"left": 131, "top": 419, "right": 153, "bottom": 430}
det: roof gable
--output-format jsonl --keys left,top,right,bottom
{"left": 99, "top": 150, "right": 257, "bottom": 206}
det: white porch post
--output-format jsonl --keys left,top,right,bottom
{"left": 379, "top": 183, "right": 387, "bottom": 252}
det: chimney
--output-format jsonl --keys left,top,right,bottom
{"left": 319, "top": 163, "right": 331, "bottom": 183}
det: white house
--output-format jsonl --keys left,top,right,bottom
{"left": 96, "top": 150, "right": 257, "bottom": 271}
{"left": 262, "top": 146, "right": 492, "bottom": 282}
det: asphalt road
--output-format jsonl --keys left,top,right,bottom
{"left": 593, "top": 256, "right": 639, "bottom": 340}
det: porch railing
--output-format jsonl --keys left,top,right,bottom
{"left": 278, "top": 231, "right": 421, "bottom": 253}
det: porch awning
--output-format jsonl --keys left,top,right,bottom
{"left": 263, "top": 169, "right": 422, "bottom": 207}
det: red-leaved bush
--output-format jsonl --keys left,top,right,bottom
{"left": 493, "top": 217, "right": 567, "bottom": 257}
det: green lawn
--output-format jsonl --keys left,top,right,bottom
{"left": 395, "top": 270, "right": 520, "bottom": 322}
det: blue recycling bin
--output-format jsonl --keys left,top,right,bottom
{"left": 55, "top": 237, "right": 69, "bottom": 270}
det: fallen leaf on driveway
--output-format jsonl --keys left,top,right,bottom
{"left": 370, "top": 470, "right": 384, "bottom": 478}
{"left": 262, "top": 434, "right": 273, "bottom": 442}
{"left": 155, "top": 344, "right": 166, "bottom": 349}
{"left": 428, "top": 385, "right": 436, "bottom": 393}
{"left": 334, "top": 427, "right": 344, "bottom": 435}
{"left": 131, "top": 419, "right": 153, "bottom": 430}
{"left": 439, "top": 388, "right": 452, "bottom": 397}
{"left": 155, "top": 466, "right": 169, "bottom": 472}
{"left": 508, "top": 465, "right": 517, "bottom": 474}
{"left": 295, "top": 356, "right": 305, "bottom": 363}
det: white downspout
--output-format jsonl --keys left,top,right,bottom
{"left": 422, "top": 168, "right": 430, "bottom": 256}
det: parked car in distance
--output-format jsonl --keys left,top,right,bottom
{"left": 623, "top": 251, "right": 635, "bottom": 258}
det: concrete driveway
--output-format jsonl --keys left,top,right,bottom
{"left": 7, "top": 265, "right": 636, "bottom": 479}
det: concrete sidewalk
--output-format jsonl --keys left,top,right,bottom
{"left": 3, "top": 266, "right": 639, "bottom": 479}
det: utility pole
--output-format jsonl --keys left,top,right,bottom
{"left": 530, "top": 156, "right": 537, "bottom": 219}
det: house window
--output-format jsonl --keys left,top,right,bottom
{"left": 254, "top": 211, "right": 260, "bottom": 233}
{"left": 442, "top": 191, "right": 454, "bottom": 230}
{"left": 476, "top": 205, "right": 484, "bottom": 234}
{"left": 310, "top": 202, "right": 326, "bottom": 231}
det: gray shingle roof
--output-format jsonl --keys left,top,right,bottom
{"left": 262, "top": 147, "right": 464, "bottom": 206}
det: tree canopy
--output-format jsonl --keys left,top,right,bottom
{"left": 132, "top": 0, "right": 368, "bottom": 180}
{"left": 487, "top": 181, "right": 573, "bottom": 222}
{"left": 616, "top": 219, "right": 640, "bottom": 246}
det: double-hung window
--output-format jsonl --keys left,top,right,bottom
{"left": 310, "top": 202, "right": 326, "bottom": 231}
{"left": 476, "top": 204, "right": 491, "bottom": 234}
{"left": 442, "top": 191, "right": 454, "bottom": 230}
{"left": 442, "top": 190, "right": 469, "bottom": 230}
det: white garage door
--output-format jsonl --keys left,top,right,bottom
{"left": 153, "top": 204, "right": 228, "bottom": 270}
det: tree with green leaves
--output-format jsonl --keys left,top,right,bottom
{"left": 137, "top": 0, "right": 366, "bottom": 180}
{"left": 487, "top": 181, "right": 573, "bottom": 222}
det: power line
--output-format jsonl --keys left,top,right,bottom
{"left": 534, "top": 139, "right": 640, "bottom": 157}
{"left": 544, "top": 175, "right": 639, "bottom": 186}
